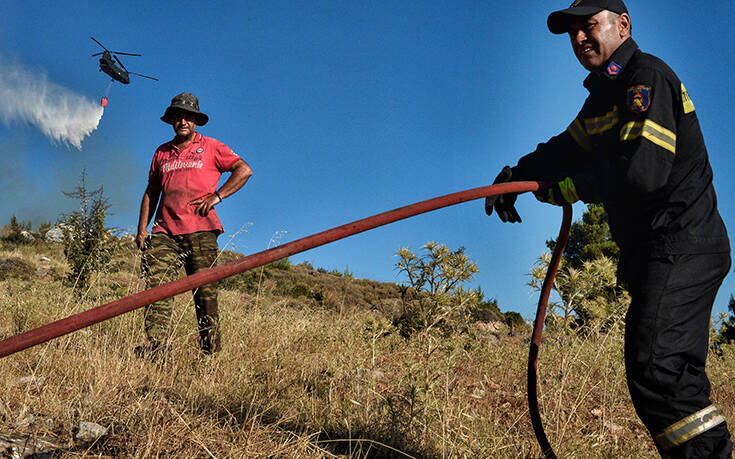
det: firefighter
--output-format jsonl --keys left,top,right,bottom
{"left": 485, "top": 1, "right": 732, "bottom": 456}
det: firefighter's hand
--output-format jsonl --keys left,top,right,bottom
{"left": 189, "top": 193, "right": 221, "bottom": 217}
{"left": 485, "top": 166, "right": 522, "bottom": 223}
{"left": 534, "top": 178, "right": 579, "bottom": 206}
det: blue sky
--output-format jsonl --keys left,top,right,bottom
{"left": 2, "top": 1, "right": 735, "bottom": 320}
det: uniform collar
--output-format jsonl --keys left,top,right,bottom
{"left": 584, "top": 37, "right": 639, "bottom": 88}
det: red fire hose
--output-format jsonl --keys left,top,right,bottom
{"left": 0, "top": 181, "right": 570, "bottom": 457}
{"left": 529, "top": 204, "right": 572, "bottom": 459}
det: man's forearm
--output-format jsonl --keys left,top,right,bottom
{"left": 216, "top": 160, "right": 253, "bottom": 199}
{"left": 137, "top": 186, "right": 160, "bottom": 232}
{"left": 137, "top": 196, "right": 151, "bottom": 233}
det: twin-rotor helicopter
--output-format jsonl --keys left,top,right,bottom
{"left": 91, "top": 36, "right": 158, "bottom": 85}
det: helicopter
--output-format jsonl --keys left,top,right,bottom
{"left": 91, "top": 37, "right": 158, "bottom": 84}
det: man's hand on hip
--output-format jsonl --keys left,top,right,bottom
{"left": 189, "top": 193, "right": 221, "bottom": 217}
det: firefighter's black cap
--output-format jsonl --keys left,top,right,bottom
{"left": 548, "top": 0, "right": 628, "bottom": 34}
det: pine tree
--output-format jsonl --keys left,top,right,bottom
{"left": 547, "top": 203, "right": 619, "bottom": 269}
{"left": 61, "top": 169, "right": 113, "bottom": 295}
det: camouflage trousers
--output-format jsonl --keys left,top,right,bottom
{"left": 141, "top": 231, "right": 220, "bottom": 354}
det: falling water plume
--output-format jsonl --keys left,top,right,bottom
{"left": 0, "top": 57, "right": 104, "bottom": 149}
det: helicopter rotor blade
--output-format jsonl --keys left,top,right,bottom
{"left": 129, "top": 72, "right": 159, "bottom": 81}
{"left": 111, "top": 51, "right": 142, "bottom": 57}
{"left": 91, "top": 52, "right": 105, "bottom": 57}
{"left": 113, "top": 55, "right": 129, "bottom": 72}
{"left": 90, "top": 36, "right": 108, "bottom": 51}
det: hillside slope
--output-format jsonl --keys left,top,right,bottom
{"left": 1, "top": 239, "right": 733, "bottom": 457}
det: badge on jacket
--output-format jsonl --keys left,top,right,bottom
{"left": 627, "top": 85, "right": 651, "bottom": 113}
{"left": 606, "top": 61, "right": 621, "bottom": 76}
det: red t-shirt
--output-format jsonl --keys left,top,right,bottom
{"left": 149, "top": 133, "right": 241, "bottom": 235}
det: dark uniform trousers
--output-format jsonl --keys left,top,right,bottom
{"left": 625, "top": 251, "right": 732, "bottom": 458}
{"left": 141, "top": 230, "right": 220, "bottom": 354}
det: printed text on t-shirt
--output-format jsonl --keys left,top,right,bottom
{"left": 162, "top": 160, "right": 204, "bottom": 174}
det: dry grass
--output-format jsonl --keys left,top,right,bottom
{"left": 1, "top": 242, "right": 734, "bottom": 458}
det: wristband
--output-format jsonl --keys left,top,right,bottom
{"left": 214, "top": 191, "right": 223, "bottom": 203}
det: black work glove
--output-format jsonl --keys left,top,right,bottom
{"left": 485, "top": 166, "right": 521, "bottom": 223}
{"left": 533, "top": 177, "right": 579, "bottom": 207}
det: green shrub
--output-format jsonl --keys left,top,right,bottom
{"left": 269, "top": 257, "right": 291, "bottom": 271}
{"left": 469, "top": 298, "right": 504, "bottom": 323}
{"left": 503, "top": 311, "right": 527, "bottom": 334}
{"left": 0, "top": 257, "right": 36, "bottom": 281}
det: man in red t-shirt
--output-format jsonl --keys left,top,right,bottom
{"left": 136, "top": 92, "right": 253, "bottom": 356}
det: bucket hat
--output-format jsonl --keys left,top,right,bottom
{"left": 160, "top": 92, "right": 209, "bottom": 126}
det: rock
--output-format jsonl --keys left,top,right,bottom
{"left": 0, "top": 433, "right": 61, "bottom": 458}
{"left": 44, "top": 227, "right": 65, "bottom": 243}
{"left": 481, "top": 333, "right": 499, "bottom": 344}
{"left": 19, "top": 231, "right": 35, "bottom": 242}
{"left": 74, "top": 421, "right": 107, "bottom": 444}
{"left": 485, "top": 378, "right": 502, "bottom": 391}
{"left": 474, "top": 321, "right": 505, "bottom": 333}
{"left": 14, "top": 376, "right": 46, "bottom": 389}
{"left": 604, "top": 419, "right": 624, "bottom": 434}
{"left": 39, "top": 256, "right": 51, "bottom": 262}
{"left": 15, "top": 414, "right": 54, "bottom": 430}
{"left": 15, "top": 413, "right": 35, "bottom": 429}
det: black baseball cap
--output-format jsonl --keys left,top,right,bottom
{"left": 548, "top": 0, "right": 628, "bottom": 34}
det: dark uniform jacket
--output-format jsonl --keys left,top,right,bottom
{"left": 512, "top": 37, "right": 729, "bottom": 279}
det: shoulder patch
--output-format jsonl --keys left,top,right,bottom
{"left": 681, "top": 83, "right": 695, "bottom": 114}
{"left": 627, "top": 85, "right": 651, "bottom": 113}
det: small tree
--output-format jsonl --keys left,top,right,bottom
{"left": 61, "top": 169, "right": 113, "bottom": 294}
{"left": 1, "top": 215, "right": 33, "bottom": 245}
{"left": 395, "top": 242, "right": 479, "bottom": 335}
